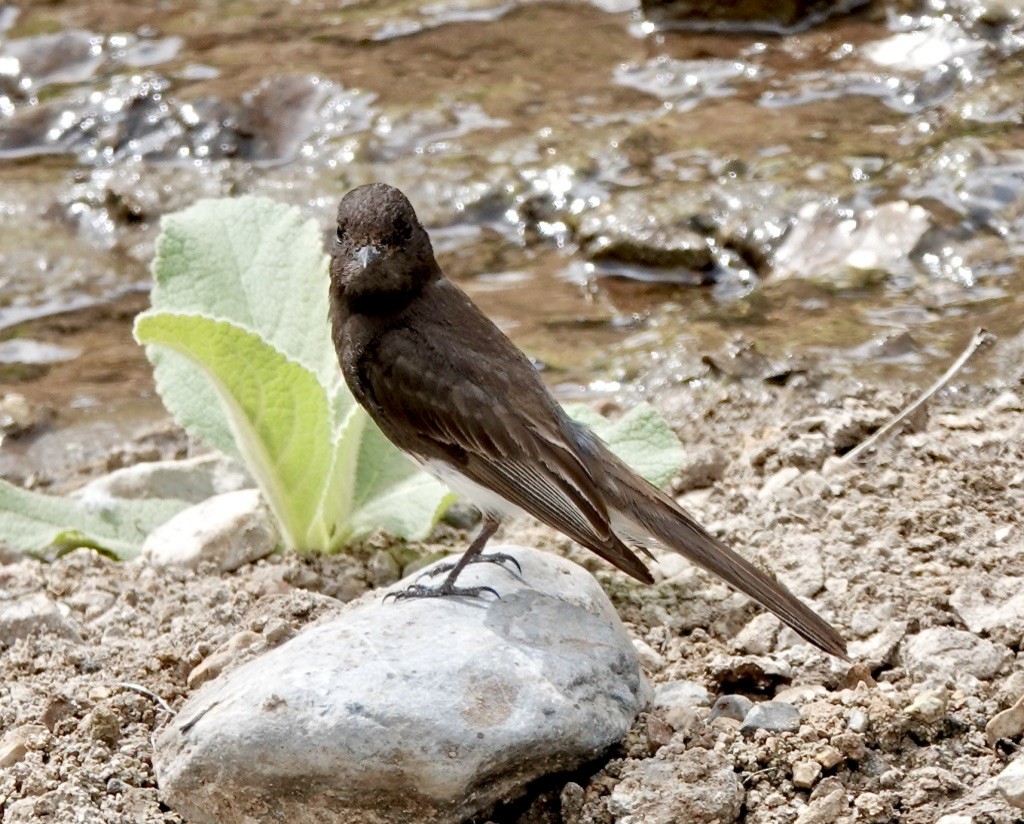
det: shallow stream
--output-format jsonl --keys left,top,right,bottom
{"left": 1, "top": 0, "right": 1022, "bottom": 482}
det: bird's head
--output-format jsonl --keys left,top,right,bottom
{"left": 330, "top": 183, "right": 438, "bottom": 310}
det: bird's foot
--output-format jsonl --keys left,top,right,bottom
{"left": 418, "top": 551, "right": 522, "bottom": 581}
{"left": 384, "top": 582, "right": 500, "bottom": 602}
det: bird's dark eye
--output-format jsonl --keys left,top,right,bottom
{"left": 335, "top": 225, "right": 345, "bottom": 243}
{"left": 395, "top": 217, "right": 413, "bottom": 241}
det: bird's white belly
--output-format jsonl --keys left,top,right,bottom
{"left": 422, "top": 459, "right": 524, "bottom": 520}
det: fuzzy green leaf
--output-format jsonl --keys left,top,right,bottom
{"left": 566, "top": 402, "right": 684, "bottom": 488}
{"left": 0, "top": 478, "right": 189, "bottom": 559}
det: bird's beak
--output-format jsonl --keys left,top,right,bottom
{"left": 356, "top": 245, "right": 384, "bottom": 270}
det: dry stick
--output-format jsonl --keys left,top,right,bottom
{"left": 114, "top": 682, "right": 176, "bottom": 715}
{"left": 841, "top": 327, "right": 997, "bottom": 466}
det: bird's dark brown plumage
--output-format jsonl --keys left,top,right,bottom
{"left": 329, "top": 182, "right": 848, "bottom": 659}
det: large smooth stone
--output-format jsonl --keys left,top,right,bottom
{"left": 154, "top": 545, "right": 649, "bottom": 824}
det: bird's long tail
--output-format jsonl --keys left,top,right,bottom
{"left": 598, "top": 449, "right": 848, "bottom": 659}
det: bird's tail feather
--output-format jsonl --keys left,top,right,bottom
{"left": 600, "top": 453, "right": 848, "bottom": 659}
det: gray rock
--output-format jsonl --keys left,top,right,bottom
{"left": 996, "top": 757, "right": 1024, "bottom": 809}
{"left": 75, "top": 454, "right": 253, "bottom": 506}
{"left": 641, "top": 0, "right": 865, "bottom": 33}
{"left": 710, "top": 694, "right": 753, "bottom": 722}
{"left": 899, "top": 627, "right": 1011, "bottom": 688}
{"left": 141, "top": 489, "right": 278, "bottom": 572}
{"left": 608, "top": 747, "right": 743, "bottom": 823}
{"left": 848, "top": 620, "right": 907, "bottom": 668}
{"left": 154, "top": 545, "right": 649, "bottom": 824}
{"left": 733, "top": 613, "right": 779, "bottom": 655}
{"left": 950, "top": 575, "right": 1024, "bottom": 635}
{"left": 0, "top": 592, "right": 81, "bottom": 646}
{"left": 653, "top": 679, "right": 711, "bottom": 711}
{"left": 741, "top": 701, "right": 801, "bottom": 734}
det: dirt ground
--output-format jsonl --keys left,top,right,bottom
{"left": 2, "top": 360, "right": 1024, "bottom": 823}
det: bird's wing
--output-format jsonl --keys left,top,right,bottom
{"left": 359, "top": 321, "right": 654, "bottom": 584}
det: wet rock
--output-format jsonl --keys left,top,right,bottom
{"left": 1, "top": 31, "right": 104, "bottom": 91}
{"left": 0, "top": 392, "right": 48, "bottom": 436}
{"left": 710, "top": 694, "right": 753, "bottom": 722}
{"left": 986, "top": 691, "right": 1024, "bottom": 746}
{"left": 641, "top": 0, "right": 867, "bottom": 32}
{"left": 898, "top": 627, "right": 1010, "bottom": 688}
{"left": 154, "top": 546, "right": 648, "bottom": 824}
{"left": 741, "top": 701, "right": 801, "bottom": 734}
{"left": 996, "top": 756, "right": 1024, "bottom": 809}
{"left": 772, "top": 201, "right": 930, "bottom": 288}
{"left": 0, "top": 724, "right": 47, "bottom": 768}
{"left": 614, "top": 57, "right": 756, "bottom": 107}
{"left": 234, "top": 75, "right": 331, "bottom": 166}
{"left": 141, "top": 489, "right": 278, "bottom": 572}
{"left": 608, "top": 747, "right": 744, "bottom": 823}
{"left": 0, "top": 592, "right": 81, "bottom": 646}
{"left": 0, "top": 339, "right": 80, "bottom": 365}
{"left": 75, "top": 454, "right": 253, "bottom": 506}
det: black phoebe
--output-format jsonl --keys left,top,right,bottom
{"left": 329, "top": 183, "right": 847, "bottom": 659}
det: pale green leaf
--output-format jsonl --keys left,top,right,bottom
{"left": 349, "top": 424, "right": 457, "bottom": 541}
{"left": 152, "top": 196, "right": 340, "bottom": 391}
{"left": 566, "top": 402, "right": 684, "bottom": 488}
{"left": 135, "top": 312, "right": 333, "bottom": 550}
{"left": 0, "top": 478, "right": 189, "bottom": 559}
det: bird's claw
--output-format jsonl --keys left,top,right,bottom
{"left": 384, "top": 583, "right": 500, "bottom": 602}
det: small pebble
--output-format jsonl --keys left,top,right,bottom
{"left": 847, "top": 708, "right": 868, "bottom": 733}
{"left": 792, "top": 759, "right": 821, "bottom": 789}
{"left": 710, "top": 694, "right": 753, "bottom": 722}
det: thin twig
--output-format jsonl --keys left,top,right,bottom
{"left": 841, "top": 328, "right": 996, "bottom": 466}
{"left": 113, "top": 682, "right": 176, "bottom": 715}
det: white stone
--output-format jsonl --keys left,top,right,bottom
{"left": 950, "top": 575, "right": 1024, "bottom": 635}
{"left": 75, "top": 454, "right": 253, "bottom": 506}
{"left": 141, "top": 489, "right": 278, "bottom": 572}
{"left": 898, "top": 627, "right": 1010, "bottom": 688}
{"left": 154, "top": 546, "right": 649, "bottom": 824}
{"left": 653, "top": 679, "right": 710, "bottom": 710}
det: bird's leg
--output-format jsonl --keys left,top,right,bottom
{"left": 388, "top": 516, "right": 505, "bottom": 601}
{"left": 418, "top": 516, "right": 522, "bottom": 581}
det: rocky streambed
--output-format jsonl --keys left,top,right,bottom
{"left": 3, "top": 369, "right": 1024, "bottom": 822}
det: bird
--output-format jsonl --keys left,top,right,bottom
{"left": 328, "top": 182, "right": 848, "bottom": 659}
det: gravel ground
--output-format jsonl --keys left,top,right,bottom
{"left": 2, "top": 372, "right": 1023, "bottom": 823}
